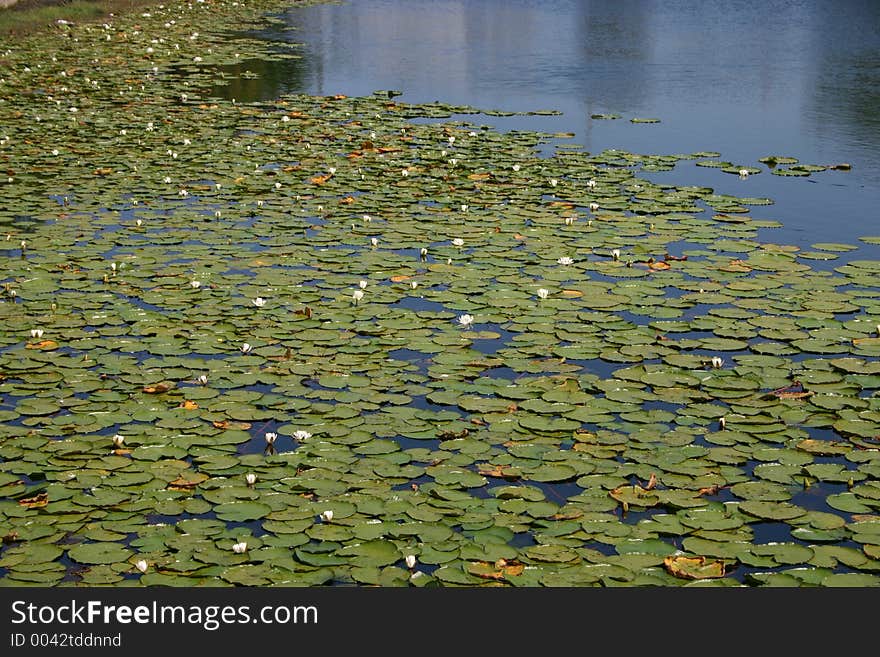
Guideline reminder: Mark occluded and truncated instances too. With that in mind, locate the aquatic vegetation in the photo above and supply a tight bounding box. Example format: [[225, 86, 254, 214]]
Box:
[[0, 0, 878, 588]]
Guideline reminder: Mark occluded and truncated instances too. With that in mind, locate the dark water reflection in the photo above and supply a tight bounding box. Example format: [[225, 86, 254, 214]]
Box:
[[212, 0, 880, 248]]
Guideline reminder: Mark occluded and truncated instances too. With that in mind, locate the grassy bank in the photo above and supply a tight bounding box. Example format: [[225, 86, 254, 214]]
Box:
[[0, 0, 158, 36]]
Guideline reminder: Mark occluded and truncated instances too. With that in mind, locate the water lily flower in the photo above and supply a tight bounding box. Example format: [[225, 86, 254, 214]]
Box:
[[241, 343, 253, 354], [163, 176, 171, 184], [190, 280, 201, 289], [232, 541, 247, 554], [452, 238, 464, 247], [611, 249, 620, 261], [739, 169, 749, 178], [135, 559, 148, 573], [257, 199, 264, 207], [245, 473, 257, 486], [461, 204, 469, 212], [411, 281, 419, 289], [197, 374, 208, 385], [401, 168, 409, 176], [512, 164, 521, 172], [362, 214, 372, 223], [320, 510, 333, 522], [30, 328, 44, 339], [264, 432, 277, 445], [448, 136, 455, 144], [719, 417, 727, 429], [358, 280, 368, 289], [448, 158, 457, 166], [370, 237, 379, 247], [557, 256, 574, 265], [537, 288, 549, 300], [352, 289, 364, 304], [110, 262, 117, 272], [405, 554, 417, 569], [252, 297, 266, 308], [135, 219, 143, 227], [274, 182, 282, 189], [446, 258, 452, 265], [458, 314, 474, 328], [550, 179, 558, 187], [293, 430, 312, 442], [564, 216, 574, 226], [112, 434, 124, 448], [589, 202, 600, 212], [587, 179, 597, 188], [420, 247, 428, 261], [711, 356, 724, 369]]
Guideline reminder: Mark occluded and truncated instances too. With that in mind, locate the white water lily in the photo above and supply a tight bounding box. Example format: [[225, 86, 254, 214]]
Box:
[[241, 342, 253, 354], [358, 280, 368, 289], [135, 219, 143, 227], [564, 216, 574, 226], [458, 314, 474, 328], [589, 202, 600, 212], [190, 280, 201, 289], [549, 179, 558, 187], [110, 262, 117, 272], [178, 188, 188, 197], [512, 164, 521, 172], [401, 168, 409, 176], [320, 510, 334, 522], [197, 374, 208, 385], [420, 247, 428, 260], [719, 417, 727, 429], [264, 432, 277, 445], [135, 559, 148, 573], [370, 237, 378, 247], [452, 238, 464, 247], [362, 214, 372, 223], [611, 249, 620, 261], [30, 328, 44, 339], [557, 256, 574, 265], [461, 204, 469, 212], [587, 179, 597, 188], [411, 281, 419, 289], [405, 554, 417, 569], [448, 136, 455, 144], [232, 541, 247, 554], [739, 169, 750, 178], [245, 473, 257, 486], [537, 288, 549, 300], [293, 430, 312, 442], [257, 199, 264, 207], [352, 289, 365, 304], [711, 356, 724, 369], [274, 181, 282, 189], [252, 297, 266, 308], [163, 176, 171, 184], [112, 434, 124, 448]]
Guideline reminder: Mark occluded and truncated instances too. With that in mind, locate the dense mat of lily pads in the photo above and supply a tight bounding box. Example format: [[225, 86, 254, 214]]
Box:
[[1, 0, 880, 587]]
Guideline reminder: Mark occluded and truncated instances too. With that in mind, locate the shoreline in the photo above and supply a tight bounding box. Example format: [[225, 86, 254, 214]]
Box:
[[0, 0, 160, 36]]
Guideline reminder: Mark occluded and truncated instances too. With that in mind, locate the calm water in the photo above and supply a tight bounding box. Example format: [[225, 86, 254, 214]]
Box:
[[212, 0, 880, 250]]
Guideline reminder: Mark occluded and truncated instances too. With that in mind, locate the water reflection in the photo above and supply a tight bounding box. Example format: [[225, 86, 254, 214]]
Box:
[[209, 0, 880, 244]]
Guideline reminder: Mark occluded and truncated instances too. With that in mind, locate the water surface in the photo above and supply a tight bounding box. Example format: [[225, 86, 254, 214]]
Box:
[[214, 0, 880, 249]]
